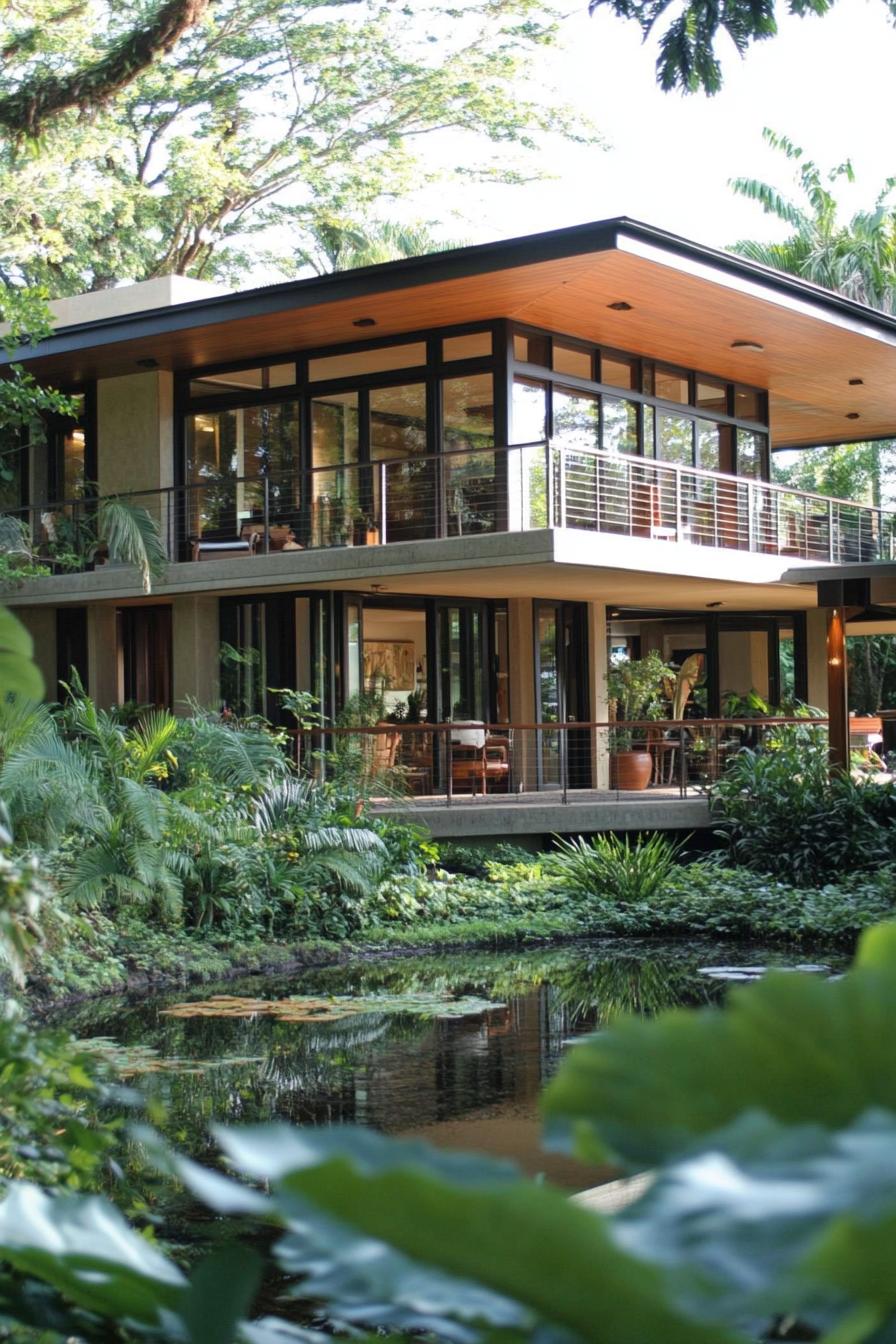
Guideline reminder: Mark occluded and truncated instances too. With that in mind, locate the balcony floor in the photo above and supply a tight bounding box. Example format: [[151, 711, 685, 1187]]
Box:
[[373, 785, 709, 839]]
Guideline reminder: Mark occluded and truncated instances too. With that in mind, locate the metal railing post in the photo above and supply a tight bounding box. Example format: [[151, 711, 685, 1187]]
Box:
[[263, 476, 270, 554], [674, 468, 682, 541], [545, 440, 555, 526], [558, 444, 567, 528], [379, 461, 388, 544]]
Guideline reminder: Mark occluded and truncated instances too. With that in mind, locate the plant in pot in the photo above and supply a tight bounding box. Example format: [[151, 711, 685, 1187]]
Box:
[[607, 650, 672, 790]]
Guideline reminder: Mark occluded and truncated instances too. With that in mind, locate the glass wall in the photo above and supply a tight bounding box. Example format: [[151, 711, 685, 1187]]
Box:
[[443, 372, 496, 535], [184, 400, 300, 541]]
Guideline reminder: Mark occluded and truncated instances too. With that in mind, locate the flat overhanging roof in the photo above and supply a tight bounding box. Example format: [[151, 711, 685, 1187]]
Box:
[[9, 217, 896, 450]]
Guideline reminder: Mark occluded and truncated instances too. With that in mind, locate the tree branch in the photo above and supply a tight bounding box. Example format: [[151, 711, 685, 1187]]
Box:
[[0, 0, 212, 137]]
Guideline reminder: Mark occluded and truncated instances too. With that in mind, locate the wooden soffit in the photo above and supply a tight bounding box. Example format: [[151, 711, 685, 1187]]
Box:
[[11, 219, 896, 450]]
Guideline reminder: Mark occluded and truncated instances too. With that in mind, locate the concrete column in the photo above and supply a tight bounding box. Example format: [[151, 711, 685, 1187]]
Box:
[[507, 597, 536, 789], [805, 608, 829, 712], [96, 371, 175, 550], [587, 600, 609, 788], [171, 595, 219, 713], [88, 605, 122, 708], [14, 607, 56, 700]]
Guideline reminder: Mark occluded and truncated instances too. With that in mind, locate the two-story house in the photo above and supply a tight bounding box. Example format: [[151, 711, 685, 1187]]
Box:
[[6, 218, 896, 834]]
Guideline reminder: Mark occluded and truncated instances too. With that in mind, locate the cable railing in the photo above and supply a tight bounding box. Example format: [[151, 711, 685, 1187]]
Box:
[[11, 440, 896, 575], [292, 716, 831, 806]]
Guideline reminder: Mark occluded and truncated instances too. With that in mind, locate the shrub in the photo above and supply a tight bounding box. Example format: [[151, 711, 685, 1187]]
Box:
[[552, 831, 683, 903], [711, 728, 896, 883]]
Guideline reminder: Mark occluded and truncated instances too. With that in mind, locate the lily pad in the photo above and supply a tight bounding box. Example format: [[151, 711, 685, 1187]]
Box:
[[159, 991, 505, 1023], [80, 1037, 265, 1077]]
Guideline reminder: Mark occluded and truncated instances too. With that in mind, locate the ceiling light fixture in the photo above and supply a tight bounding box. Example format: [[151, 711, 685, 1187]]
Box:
[[353, 317, 376, 328], [730, 340, 764, 352], [136, 357, 159, 369], [846, 412, 861, 420], [370, 582, 386, 592], [848, 377, 864, 386], [607, 301, 632, 311], [706, 601, 723, 608]]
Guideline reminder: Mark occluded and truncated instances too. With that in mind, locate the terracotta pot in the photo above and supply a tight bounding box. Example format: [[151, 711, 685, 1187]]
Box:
[[611, 750, 653, 791]]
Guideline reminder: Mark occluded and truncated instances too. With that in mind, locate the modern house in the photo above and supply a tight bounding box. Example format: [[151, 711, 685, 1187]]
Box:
[[5, 218, 896, 835]]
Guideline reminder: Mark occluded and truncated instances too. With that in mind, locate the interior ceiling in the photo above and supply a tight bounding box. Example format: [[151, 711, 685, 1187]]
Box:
[[193, 561, 818, 612], [20, 244, 896, 451]]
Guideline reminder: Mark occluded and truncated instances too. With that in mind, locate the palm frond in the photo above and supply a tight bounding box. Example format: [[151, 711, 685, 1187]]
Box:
[[300, 849, 375, 897], [304, 826, 386, 856], [129, 709, 179, 779], [96, 497, 168, 594]]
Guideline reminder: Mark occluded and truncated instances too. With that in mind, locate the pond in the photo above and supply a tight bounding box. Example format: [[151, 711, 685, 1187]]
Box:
[[62, 938, 847, 1196]]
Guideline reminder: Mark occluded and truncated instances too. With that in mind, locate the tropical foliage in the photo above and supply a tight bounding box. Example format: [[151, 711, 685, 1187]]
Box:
[[710, 724, 896, 883], [588, 0, 896, 94], [553, 831, 683, 903]]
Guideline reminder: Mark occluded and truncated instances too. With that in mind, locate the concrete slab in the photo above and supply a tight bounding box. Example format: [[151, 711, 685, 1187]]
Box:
[[374, 790, 710, 838]]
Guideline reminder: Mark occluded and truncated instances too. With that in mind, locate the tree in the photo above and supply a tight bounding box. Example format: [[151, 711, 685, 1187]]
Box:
[[588, 0, 896, 94], [295, 217, 468, 276], [729, 130, 896, 313], [0, 0, 589, 293], [0, 0, 210, 137]]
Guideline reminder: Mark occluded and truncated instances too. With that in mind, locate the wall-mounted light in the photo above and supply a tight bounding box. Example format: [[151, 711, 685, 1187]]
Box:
[[730, 340, 764, 352]]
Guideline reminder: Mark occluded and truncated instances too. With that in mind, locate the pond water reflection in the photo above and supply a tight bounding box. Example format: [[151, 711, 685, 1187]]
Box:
[[63, 939, 845, 1193]]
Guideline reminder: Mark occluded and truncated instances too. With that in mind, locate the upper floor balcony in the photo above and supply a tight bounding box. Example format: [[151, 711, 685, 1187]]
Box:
[[11, 438, 896, 587]]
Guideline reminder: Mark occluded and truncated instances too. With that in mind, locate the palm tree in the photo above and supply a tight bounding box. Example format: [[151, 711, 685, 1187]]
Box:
[[729, 129, 896, 313], [296, 219, 467, 276]]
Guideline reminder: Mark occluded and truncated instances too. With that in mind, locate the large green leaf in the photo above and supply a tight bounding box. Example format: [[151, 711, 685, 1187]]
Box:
[[0, 1183, 185, 1323], [543, 922, 896, 1168], [211, 1124, 743, 1344], [614, 1109, 896, 1341], [0, 607, 43, 701]]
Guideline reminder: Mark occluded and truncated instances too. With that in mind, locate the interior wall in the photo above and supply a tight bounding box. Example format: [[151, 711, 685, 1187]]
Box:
[[361, 608, 426, 716]]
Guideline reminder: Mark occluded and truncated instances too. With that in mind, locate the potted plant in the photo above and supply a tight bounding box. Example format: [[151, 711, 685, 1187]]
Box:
[[607, 650, 672, 790]]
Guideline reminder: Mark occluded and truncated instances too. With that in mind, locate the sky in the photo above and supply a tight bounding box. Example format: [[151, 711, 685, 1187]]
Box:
[[411, 0, 896, 253]]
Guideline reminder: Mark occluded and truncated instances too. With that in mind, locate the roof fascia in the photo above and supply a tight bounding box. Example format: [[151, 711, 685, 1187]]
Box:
[[8, 216, 896, 368]]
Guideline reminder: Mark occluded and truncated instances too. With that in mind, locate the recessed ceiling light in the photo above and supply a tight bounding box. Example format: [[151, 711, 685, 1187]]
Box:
[[846, 412, 861, 420], [136, 357, 159, 369], [370, 582, 386, 592], [706, 601, 723, 608], [607, 301, 632, 311], [848, 378, 864, 386], [730, 340, 764, 352], [353, 316, 376, 328]]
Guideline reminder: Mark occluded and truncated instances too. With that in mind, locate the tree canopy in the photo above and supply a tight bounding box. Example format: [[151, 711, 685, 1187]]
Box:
[[0, 0, 589, 293], [588, 0, 896, 94]]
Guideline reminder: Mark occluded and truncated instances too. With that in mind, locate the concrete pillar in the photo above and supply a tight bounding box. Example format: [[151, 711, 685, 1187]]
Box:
[[88, 606, 122, 708], [587, 601, 609, 788], [171, 595, 219, 712], [96, 371, 175, 550], [14, 607, 56, 700], [805, 608, 829, 712]]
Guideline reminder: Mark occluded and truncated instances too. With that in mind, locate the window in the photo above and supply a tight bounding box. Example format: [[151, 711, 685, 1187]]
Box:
[[696, 377, 728, 414], [370, 383, 429, 542], [513, 332, 551, 367], [602, 397, 639, 455], [311, 392, 360, 542], [655, 366, 690, 405], [553, 387, 599, 451], [443, 332, 492, 361], [512, 378, 547, 442], [696, 420, 721, 472], [443, 373, 496, 536], [309, 343, 425, 382], [189, 364, 295, 397], [657, 412, 694, 466], [600, 352, 637, 390], [553, 342, 593, 379], [737, 429, 767, 478], [184, 400, 300, 539], [734, 385, 764, 422]]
